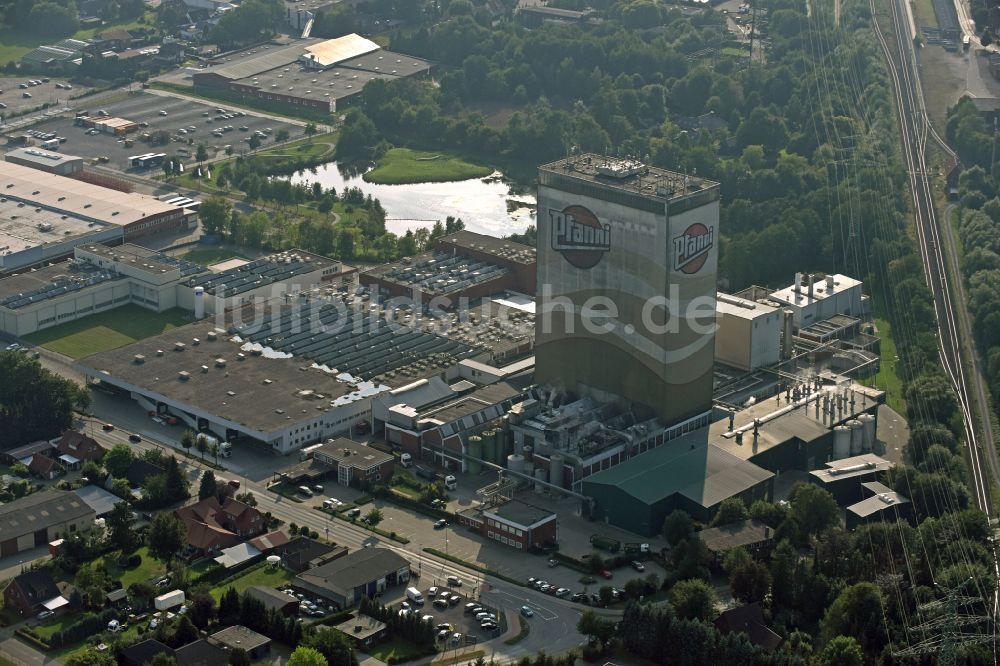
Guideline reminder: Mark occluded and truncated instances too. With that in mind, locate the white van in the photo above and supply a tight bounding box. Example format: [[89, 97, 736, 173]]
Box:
[[400, 453, 413, 467], [444, 475, 457, 491], [406, 587, 424, 605]]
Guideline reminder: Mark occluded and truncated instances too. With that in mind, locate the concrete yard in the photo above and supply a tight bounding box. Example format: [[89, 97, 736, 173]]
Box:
[[0, 76, 91, 117], [10, 92, 302, 172]]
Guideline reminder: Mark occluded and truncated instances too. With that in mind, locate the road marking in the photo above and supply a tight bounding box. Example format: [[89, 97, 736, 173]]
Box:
[[489, 589, 558, 621]]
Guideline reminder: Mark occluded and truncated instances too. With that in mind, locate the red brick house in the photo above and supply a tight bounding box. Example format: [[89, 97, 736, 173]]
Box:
[[457, 500, 557, 551], [175, 497, 266, 554], [4, 568, 66, 616], [28, 454, 63, 480], [53, 432, 107, 464]]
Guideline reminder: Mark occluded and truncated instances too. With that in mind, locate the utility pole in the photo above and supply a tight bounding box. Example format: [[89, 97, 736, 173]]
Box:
[[892, 578, 995, 666]]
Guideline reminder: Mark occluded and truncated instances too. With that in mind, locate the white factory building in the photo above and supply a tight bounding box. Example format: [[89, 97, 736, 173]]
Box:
[[714, 292, 785, 371], [767, 273, 864, 330], [0, 244, 207, 337]]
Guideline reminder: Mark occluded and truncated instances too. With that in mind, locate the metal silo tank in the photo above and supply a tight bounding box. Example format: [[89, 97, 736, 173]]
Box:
[[534, 467, 546, 492], [466, 435, 483, 474], [507, 454, 525, 476], [832, 425, 851, 460], [549, 452, 565, 488], [846, 419, 863, 456], [483, 429, 497, 464], [858, 413, 876, 453]]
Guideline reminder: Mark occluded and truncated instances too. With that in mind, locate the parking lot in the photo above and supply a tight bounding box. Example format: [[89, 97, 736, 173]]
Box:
[[12, 92, 301, 172], [394, 580, 505, 649], [0, 76, 90, 117]]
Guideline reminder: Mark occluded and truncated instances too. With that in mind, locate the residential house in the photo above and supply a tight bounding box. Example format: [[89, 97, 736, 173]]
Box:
[[155, 41, 187, 65], [698, 520, 775, 567], [209, 625, 271, 659], [332, 614, 387, 649], [95, 29, 133, 50], [714, 603, 782, 651], [28, 454, 63, 480], [175, 496, 266, 555], [53, 431, 107, 463], [248, 530, 289, 554], [3, 568, 67, 616], [121, 638, 228, 666]]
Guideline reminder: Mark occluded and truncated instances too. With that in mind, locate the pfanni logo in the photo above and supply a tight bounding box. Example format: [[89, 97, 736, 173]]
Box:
[[673, 223, 714, 274], [550, 205, 611, 269]]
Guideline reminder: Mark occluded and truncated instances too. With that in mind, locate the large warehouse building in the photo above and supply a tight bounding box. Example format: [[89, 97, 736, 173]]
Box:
[[0, 161, 195, 272], [535, 154, 720, 426], [192, 34, 432, 113]]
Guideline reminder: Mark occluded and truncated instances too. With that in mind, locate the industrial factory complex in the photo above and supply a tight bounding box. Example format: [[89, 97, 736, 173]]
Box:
[[191, 34, 433, 113], [2, 154, 897, 542]]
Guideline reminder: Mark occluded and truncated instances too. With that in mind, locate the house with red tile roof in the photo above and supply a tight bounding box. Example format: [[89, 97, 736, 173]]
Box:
[[174, 496, 266, 555]]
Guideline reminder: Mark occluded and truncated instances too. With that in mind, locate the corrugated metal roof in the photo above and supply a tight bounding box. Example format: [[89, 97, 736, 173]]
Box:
[[583, 435, 773, 508], [303, 34, 379, 67], [198, 40, 321, 81]]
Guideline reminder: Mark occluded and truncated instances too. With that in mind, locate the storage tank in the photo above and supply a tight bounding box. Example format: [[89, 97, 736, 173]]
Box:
[[507, 454, 525, 476], [523, 461, 535, 479], [832, 425, 851, 460], [549, 452, 564, 488], [486, 429, 500, 464], [194, 286, 205, 319], [859, 413, 876, 453], [480, 430, 494, 464], [466, 436, 483, 475], [847, 419, 863, 456], [534, 467, 546, 492], [497, 429, 511, 459]]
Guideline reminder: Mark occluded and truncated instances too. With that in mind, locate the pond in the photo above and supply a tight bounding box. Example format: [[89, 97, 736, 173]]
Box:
[[288, 163, 536, 238]]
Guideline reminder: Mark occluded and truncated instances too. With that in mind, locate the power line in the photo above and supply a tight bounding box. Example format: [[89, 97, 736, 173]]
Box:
[[892, 578, 995, 666]]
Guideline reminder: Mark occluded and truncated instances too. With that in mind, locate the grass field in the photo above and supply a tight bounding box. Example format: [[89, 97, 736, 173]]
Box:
[[866, 317, 905, 414], [24, 305, 191, 359], [180, 247, 248, 266], [363, 148, 493, 185], [86, 547, 166, 589], [209, 562, 295, 601], [913, 0, 938, 28]]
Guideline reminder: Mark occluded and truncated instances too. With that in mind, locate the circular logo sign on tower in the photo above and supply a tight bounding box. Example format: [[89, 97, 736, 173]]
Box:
[[672, 223, 715, 274], [549, 205, 611, 270]]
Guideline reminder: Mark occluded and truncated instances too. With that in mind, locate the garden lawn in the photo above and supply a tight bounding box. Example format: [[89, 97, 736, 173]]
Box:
[[87, 547, 166, 589], [209, 563, 295, 601], [24, 305, 190, 359], [363, 148, 493, 184]]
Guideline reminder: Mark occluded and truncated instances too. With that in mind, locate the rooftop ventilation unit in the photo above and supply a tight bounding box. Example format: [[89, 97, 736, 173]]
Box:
[[133, 354, 145, 364], [178, 371, 190, 381], [215, 358, 226, 367]]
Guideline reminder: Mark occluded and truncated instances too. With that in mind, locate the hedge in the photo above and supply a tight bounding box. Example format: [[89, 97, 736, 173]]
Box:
[[15, 628, 50, 651]]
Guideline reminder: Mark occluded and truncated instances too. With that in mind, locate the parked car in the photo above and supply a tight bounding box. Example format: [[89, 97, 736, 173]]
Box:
[[520, 605, 533, 618], [631, 561, 645, 572], [434, 519, 448, 529], [548, 559, 559, 567], [312, 484, 324, 493], [298, 486, 314, 497], [555, 588, 570, 598], [433, 598, 448, 610], [599, 569, 613, 579], [36, 610, 53, 620], [428, 586, 440, 597]]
